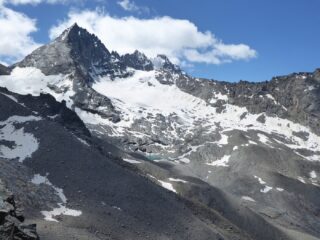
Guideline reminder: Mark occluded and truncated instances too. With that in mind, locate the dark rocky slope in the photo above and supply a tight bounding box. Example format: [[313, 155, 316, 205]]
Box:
[[0, 87, 269, 240], [0, 181, 39, 240], [0, 64, 9, 75]]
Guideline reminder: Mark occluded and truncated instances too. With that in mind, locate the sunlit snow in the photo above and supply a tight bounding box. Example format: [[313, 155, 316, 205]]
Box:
[[0, 67, 74, 107], [0, 115, 41, 162], [123, 158, 141, 164], [241, 196, 256, 202], [31, 174, 82, 222], [89, 69, 320, 162], [206, 155, 231, 167], [158, 180, 177, 193]]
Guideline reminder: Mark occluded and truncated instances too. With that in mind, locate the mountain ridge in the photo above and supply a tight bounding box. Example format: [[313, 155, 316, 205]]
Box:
[[0, 24, 319, 240]]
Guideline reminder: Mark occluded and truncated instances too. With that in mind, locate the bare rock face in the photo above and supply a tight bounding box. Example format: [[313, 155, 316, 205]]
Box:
[[0, 181, 39, 240], [0, 64, 9, 75]]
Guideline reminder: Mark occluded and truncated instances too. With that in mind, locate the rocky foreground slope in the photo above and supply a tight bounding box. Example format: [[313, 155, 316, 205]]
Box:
[[0, 87, 253, 240], [0, 180, 39, 240], [0, 24, 319, 240]]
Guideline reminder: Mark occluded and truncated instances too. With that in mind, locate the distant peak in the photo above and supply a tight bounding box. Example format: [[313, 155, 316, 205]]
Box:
[[313, 68, 320, 81], [70, 22, 79, 29], [0, 63, 10, 75], [132, 50, 149, 61], [122, 50, 153, 71], [68, 23, 86, 35], [156, 54, 169, 61], [57, 23, 89, 42], [152, 54, 180, 72]]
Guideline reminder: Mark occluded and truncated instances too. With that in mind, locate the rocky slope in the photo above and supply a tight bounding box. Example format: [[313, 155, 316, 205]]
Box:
[[0, 24, 319, 240], [0, 180, 39, 240], [0, 87, 259, 240], [0, 64, 9, 75]]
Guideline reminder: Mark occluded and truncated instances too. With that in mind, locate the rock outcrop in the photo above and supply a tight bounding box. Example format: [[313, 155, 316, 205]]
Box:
[[0, 180, 39, 240]]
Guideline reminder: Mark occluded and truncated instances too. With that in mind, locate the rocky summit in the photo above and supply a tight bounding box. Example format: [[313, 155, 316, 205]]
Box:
[[0, 24, 319, 240]]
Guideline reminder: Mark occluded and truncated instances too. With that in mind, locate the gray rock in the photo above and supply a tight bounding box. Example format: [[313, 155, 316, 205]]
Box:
[[0, 183, 39, 240]]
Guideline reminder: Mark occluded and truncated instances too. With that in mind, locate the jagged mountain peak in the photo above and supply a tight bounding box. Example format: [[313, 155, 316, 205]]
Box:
[[152, 54, 180, 72], [313, 68, 320, 81], [56, 22, 80, 41], [16, 24, 115, 78], [16, 24, 183, 79], [58, 23, 108, 53], [121, 50, 153, 71], [56, 23, 98, 44], [0, 63, 10, 75]]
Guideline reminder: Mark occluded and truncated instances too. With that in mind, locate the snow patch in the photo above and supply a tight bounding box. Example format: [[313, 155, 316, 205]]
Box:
[[31, 174, 82, 222], [0, 67, 74, 108], [309, 171, 318, 186], [254, 175, 273, 193], [42, 205, 82, 222], [158, 180, 177, 193], [257, 133, 274, 148], [217, 133, 229, 145], [241, 196, 256, 202], [309, 171, 317, 179], [254, 176, 266, 185], [1, 93, 19, 103], [206, 155, 230, 167], [0, 115, 41, 162], [74, 135, 89, 146], [307, 86, 315, 91], [31, 174, 49, 185], [112, 206, 122, 211], [260, 186, 273, 193], [168, 178, 188, 183], [210, 91, 228, 104], [297, 176, 306, 183], [123, 158, 141, 164], [177, 157, 191, 164]]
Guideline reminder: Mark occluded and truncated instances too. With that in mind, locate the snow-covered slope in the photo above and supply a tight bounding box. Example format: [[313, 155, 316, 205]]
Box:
[[0, 67, 74, 107], [90, 69, 320, 161], [0, 87, 262, 240]]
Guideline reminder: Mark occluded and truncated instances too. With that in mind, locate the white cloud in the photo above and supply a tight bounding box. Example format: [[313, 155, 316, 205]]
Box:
[[118, 0, 138, 12], [117, 0, 149, 14], [0, 5, 41, 63], [184, 44, 257, 65], [49, 10, 257, 66]]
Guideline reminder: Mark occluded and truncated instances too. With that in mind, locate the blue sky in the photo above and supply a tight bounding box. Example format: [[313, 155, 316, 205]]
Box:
[[0, 0, 319, 82]]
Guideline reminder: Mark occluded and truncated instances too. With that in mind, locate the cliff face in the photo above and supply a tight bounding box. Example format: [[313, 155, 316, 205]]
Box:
[[0, 64, 9, 75], [0, 178, 39, 240]]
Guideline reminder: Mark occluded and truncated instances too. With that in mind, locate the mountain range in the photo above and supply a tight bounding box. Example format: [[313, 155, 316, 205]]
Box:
[[0, 23, 319, 240]]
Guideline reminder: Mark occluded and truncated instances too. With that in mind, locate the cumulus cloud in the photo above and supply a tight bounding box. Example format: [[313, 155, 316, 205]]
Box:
[[0, 5, 41, 63], [49, 9, 257, 65], [184, 44, 257, 64], [118, 0, 138, 12], [117, 0, 149, 14]]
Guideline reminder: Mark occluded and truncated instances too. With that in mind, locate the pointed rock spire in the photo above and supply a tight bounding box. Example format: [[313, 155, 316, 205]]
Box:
[[121, 50, 153, 71], [152, 54, 180, 72], [0, 63, 10, 75]]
